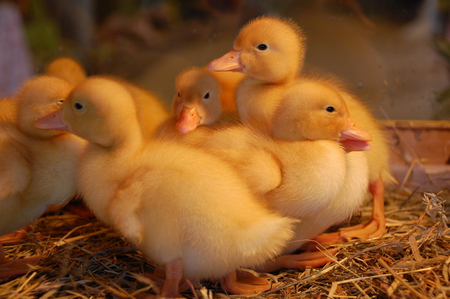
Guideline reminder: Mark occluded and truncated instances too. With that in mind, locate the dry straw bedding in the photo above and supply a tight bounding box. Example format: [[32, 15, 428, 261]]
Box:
[[0, 187, 449, 299]]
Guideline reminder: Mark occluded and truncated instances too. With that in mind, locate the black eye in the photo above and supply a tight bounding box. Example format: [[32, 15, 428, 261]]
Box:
[[177, 92, 180, 97], [257, 44, 268, 51], [74, 102, 84, 110], [203, 92, 210, 101], [326, 106, 335, 113]]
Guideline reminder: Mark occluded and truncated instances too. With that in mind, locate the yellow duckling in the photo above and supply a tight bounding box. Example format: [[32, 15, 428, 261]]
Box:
[[0, 76, 85, 279], [40, 77, 297, 297]]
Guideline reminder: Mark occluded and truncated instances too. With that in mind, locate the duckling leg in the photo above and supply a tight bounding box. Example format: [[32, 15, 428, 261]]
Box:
[[220, 269, 276, 294], [0, 244, 42, 279], [339, 177, 386, 239], [0, 228, 29, 243], [253, 248, 338, 273], [143, 265, 191, 294], [160, 258, 184, 298]]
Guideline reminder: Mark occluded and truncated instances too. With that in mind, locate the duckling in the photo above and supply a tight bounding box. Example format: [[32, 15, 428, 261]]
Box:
[[46, 57, 87, 86], [0, 76, 85, 279], [172, 68, 243, 134], [255, 80, 370, 271], [40, 77, 296, 297], [209, 16, 390, 240]]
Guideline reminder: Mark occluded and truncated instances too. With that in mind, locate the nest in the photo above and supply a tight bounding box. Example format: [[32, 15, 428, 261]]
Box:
[[1, 187, 449, 299]]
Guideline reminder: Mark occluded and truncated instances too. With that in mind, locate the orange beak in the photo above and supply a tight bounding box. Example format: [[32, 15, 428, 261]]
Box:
[[339, 117, 372, 152], [175, 106, 201, 134], [34, 108, 69, 131], [208, 49, 244, 72]]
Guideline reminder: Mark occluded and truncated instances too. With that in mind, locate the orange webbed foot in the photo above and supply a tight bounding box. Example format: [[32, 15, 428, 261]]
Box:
[[0, 244, 43, 280], [220, 269, 276, 294], [0, 228, 29, 244]]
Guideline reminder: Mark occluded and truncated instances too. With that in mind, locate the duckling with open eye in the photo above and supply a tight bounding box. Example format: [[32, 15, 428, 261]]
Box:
[[38, 76, 297, 296]]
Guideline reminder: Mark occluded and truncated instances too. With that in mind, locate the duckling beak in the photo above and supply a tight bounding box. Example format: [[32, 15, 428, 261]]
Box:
[[176, 106, 201, 134], [208, 49, 243, 72], [339, 117, 372, 152], [34, 108, 69, 131]]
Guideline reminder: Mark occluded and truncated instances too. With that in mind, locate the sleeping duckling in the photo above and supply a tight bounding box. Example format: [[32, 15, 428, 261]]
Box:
[[40, 77, 297, 297], [0, 76, 84, 279]]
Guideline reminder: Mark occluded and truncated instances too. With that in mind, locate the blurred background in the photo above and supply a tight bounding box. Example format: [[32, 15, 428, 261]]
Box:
[[2, 0, 450, 120]]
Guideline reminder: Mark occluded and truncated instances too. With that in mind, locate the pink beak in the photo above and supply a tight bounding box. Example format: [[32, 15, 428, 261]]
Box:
[[176, 106, 201, 134], [339, 117, 372, 152], [34, 108, 68, 131], [208, 49, 244, 72]]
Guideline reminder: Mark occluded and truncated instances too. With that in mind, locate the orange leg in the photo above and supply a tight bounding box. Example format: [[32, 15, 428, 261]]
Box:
[[0, 244, 42, 279], [160, 258, 185, 298], [338, 176, 386, 240], [142, 265, 191, 294], [220, 269, 276, 294], [0, 228, 29, 244]]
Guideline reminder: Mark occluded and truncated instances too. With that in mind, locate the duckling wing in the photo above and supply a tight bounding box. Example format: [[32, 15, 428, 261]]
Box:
[[106, 167, 147, 245]]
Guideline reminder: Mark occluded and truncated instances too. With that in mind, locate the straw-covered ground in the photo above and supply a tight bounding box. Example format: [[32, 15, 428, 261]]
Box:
[[0, 185, 449, 298]]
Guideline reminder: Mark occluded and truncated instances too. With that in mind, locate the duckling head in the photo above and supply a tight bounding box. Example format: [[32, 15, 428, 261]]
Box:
[[17, 76, 72, 139], [271, 80, 371, 151], [173, 68, 221, 134], [209, 16, 306, 84]]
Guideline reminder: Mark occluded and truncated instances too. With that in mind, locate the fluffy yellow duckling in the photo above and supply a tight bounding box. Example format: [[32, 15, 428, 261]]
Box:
[[256, 80, 371, 271], [40, 77, 296, 297], [0, 76, 85, 279], [209, 16, 390, 241], [46, 57, 87, 86]]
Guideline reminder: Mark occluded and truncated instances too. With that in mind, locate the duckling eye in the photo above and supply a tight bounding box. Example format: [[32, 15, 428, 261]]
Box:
[[203, 92, 210, 101], [257, 44, 268, 51], [325, 106, 336, 113], [74, 102, 84, 110]]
